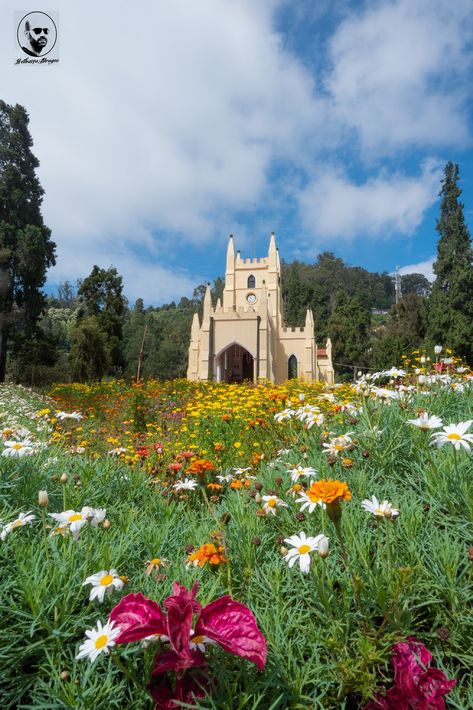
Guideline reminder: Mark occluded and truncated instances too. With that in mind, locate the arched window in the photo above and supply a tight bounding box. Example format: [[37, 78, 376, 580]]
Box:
[[288, 354, 297, 380], [247, 274, 256, 288]]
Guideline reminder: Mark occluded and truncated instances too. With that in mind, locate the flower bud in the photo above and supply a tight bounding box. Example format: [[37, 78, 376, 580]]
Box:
[[102, 519, 111, 529], [254, 492, 262, 504], [60, 670, 69, 681], [280, 546, 288, 557], [434, 345, 442, 355], [38, 490, 49, 507], [60, 473, 68, 484], [298, 393, 305, 402], [318, 536, 329, 558]]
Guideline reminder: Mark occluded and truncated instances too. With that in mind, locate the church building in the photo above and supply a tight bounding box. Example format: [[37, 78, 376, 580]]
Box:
[[187, 234, 334, 384]]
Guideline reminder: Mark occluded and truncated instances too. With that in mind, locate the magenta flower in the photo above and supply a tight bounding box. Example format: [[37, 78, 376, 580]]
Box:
[[366, 637, 456, 709], [109, 581, 266, 707]]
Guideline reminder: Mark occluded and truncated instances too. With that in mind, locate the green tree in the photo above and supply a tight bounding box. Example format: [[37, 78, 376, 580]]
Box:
[[328, 290, 371, 378], [78, 265, 126, 372], [427, 162, 473, 361], [0, 101, 56, 381], [401, 273, 431, 298], [372, 293, 427, 369], [69, 316, 110, 382]]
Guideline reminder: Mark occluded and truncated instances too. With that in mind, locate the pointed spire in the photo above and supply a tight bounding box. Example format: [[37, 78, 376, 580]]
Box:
[[305, 308, 312, 329], [226, 234, 235, 271], [269, 231, 276, 255], [190, 311, 200, 339]]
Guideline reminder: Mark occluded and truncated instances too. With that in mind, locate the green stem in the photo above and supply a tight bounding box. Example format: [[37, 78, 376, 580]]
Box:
[[385, 519, 392, 578], [333, 519, 368, 630]]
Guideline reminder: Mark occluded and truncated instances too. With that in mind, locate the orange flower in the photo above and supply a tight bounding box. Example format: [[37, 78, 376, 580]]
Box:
[[187, 458, 215, 475], [207, 483, 223, 491], [168, 462, 182, 472], [307, 479, 352, 505], [187, 543, 227, 567], [213, 442, 225, 452], [306, 479, 351, 523], [230, 480, 243, 490]]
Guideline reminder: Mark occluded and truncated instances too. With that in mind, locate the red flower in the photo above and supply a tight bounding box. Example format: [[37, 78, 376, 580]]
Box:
[[366, 637, 456, 709], [109, 581, 266, 707]]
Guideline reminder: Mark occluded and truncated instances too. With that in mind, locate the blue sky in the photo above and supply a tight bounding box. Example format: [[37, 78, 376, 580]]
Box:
[[2, 0, 473, 305]]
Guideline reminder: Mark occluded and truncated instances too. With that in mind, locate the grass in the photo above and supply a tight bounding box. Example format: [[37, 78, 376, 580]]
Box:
[[0, 370, 472, 709]]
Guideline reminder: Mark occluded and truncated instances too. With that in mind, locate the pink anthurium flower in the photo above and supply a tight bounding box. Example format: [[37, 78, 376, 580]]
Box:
[[109, 581, 266, 707], [366, 637, 456, 709]]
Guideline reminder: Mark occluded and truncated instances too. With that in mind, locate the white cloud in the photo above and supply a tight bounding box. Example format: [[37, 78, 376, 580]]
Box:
[[2, 0, 320, 301], [325, 0, 473, 155], [398, 257, 435, 281], [298, 159, 442, 240]]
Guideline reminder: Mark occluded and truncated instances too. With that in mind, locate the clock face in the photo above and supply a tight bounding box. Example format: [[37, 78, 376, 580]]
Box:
[[246, 292, 257, 304]]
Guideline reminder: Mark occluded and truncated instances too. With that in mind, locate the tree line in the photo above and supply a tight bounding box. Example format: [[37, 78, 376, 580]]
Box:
[[1, 100, 472, 384]]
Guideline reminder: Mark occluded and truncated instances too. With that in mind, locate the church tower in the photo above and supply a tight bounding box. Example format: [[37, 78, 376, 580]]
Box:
[[187, 234, 334, 384]]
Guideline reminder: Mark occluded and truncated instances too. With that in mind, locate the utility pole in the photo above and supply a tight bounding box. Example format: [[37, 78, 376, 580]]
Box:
[[394, 266, 402, 305]]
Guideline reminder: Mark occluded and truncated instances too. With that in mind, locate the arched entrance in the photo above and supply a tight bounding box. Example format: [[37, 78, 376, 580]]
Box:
[[216, 343, 254, 383]]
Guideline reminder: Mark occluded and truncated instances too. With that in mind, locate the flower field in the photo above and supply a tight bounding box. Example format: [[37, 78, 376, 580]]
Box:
[[1, 360, 473, 709]]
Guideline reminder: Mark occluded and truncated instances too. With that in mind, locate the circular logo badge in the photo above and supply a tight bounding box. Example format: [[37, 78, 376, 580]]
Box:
[[17, 12, 57, 57]]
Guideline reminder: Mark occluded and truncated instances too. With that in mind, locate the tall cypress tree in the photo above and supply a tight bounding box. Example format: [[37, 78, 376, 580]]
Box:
[[0, 101, 56, 381], [427, 162, 473, 362]]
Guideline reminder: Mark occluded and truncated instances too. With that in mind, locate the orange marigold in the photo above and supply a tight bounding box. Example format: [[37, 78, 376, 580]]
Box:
[[187, 543, 227, 567], [306, 479, 352, 505], [187, 458, 216, 475]]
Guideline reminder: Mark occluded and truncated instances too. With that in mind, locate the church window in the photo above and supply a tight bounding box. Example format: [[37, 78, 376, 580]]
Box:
[[288, 355, 297, 380], [247, 274, 256, 288]]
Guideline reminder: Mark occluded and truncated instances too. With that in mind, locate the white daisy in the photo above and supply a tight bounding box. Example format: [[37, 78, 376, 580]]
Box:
[[48, 506, 104, 540], [383, 367, 406, 378], [430, 421, 473, 451], [287, 465, 317, 483], [216, 473, 234, 483], [407, 413, 443, 431], [283, 532, 326, 573], [189, 630, 216, 653], [2, 440, 36, 457], [1, 511, 36, 540], [76, 619, 121, 662], [173, 478, 198, 491], [361, 495, 399, 519], [232, 467, 251, 476], [274, 408, 295, 422], [56, 411, 84, 421], [82, 569, 124, 602], [295, 491, 326, 514], [261, 495, 288, 516], [322, 434, 353, 456]]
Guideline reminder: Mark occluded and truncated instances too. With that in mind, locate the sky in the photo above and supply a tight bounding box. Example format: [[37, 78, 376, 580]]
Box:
[[2, 0, 473, 306]]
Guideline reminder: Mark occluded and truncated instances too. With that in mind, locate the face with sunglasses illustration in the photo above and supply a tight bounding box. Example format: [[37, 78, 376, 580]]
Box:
[[21, 13, 53, 56]]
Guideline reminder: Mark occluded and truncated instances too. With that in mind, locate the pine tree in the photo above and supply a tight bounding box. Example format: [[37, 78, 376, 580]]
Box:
[[427, 162, 473, 362], [0, 101, 56, 381], [77, 265, 126, 372]]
